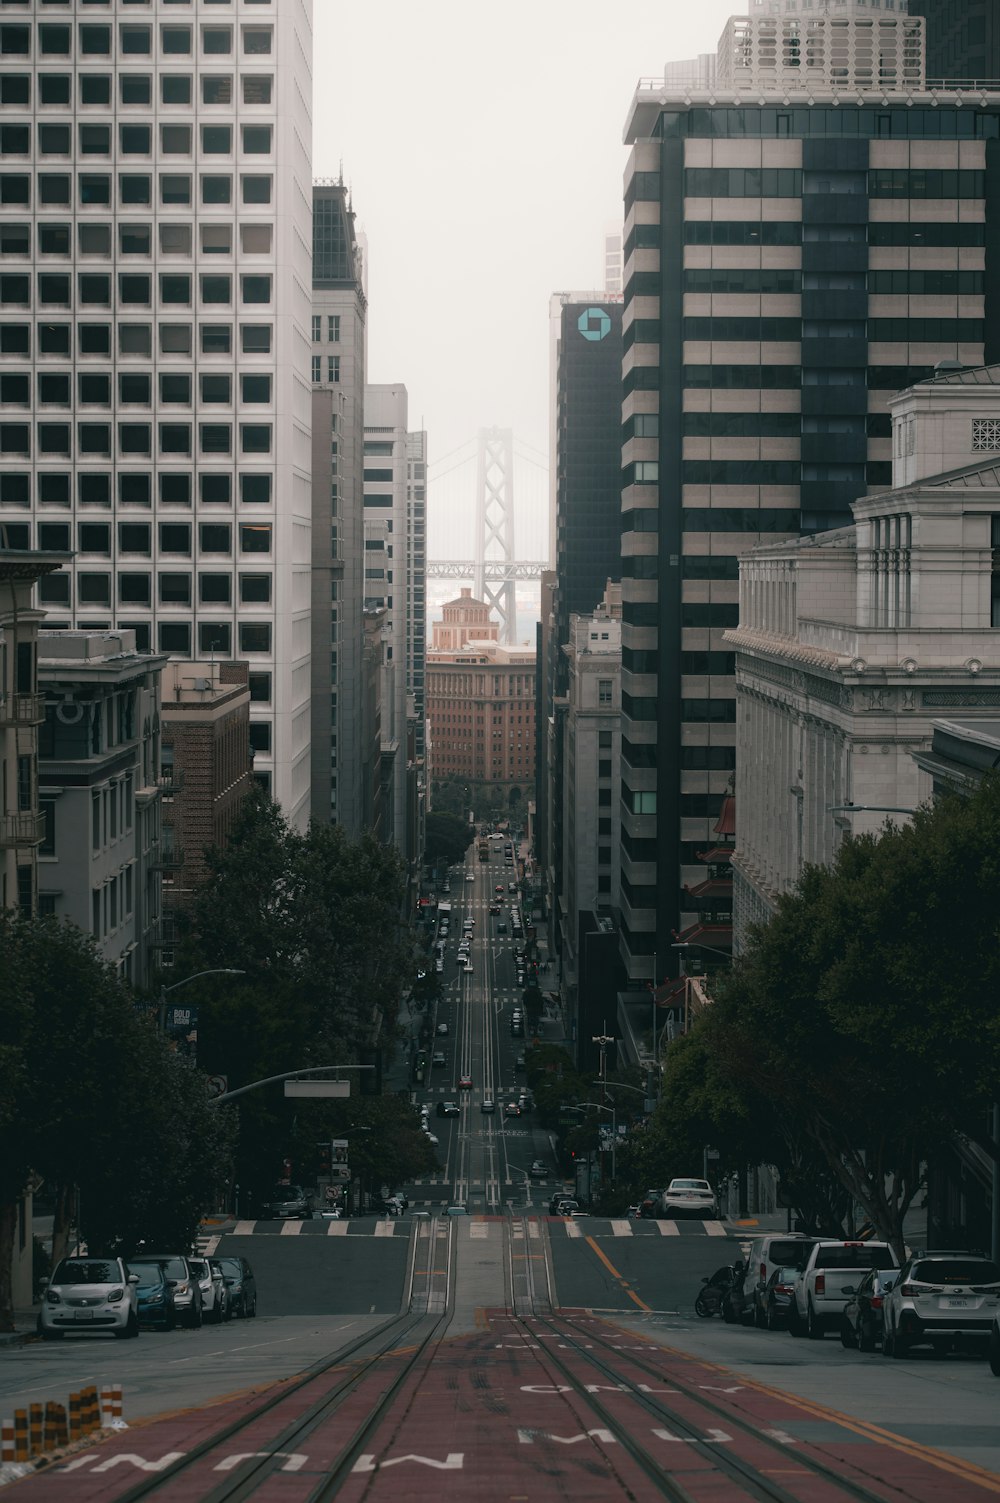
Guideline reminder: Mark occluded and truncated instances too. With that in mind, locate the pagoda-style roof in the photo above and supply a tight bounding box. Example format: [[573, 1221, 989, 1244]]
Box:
[[697, 845, 735, 866], [684, 876, 733, 904], [674, 921, 733, 951], [713, 793, 735, 838]]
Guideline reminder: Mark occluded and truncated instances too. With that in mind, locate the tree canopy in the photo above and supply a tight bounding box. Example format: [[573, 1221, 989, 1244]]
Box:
[[424, 811, 471, 867], [651, 774, 1000, 1256]]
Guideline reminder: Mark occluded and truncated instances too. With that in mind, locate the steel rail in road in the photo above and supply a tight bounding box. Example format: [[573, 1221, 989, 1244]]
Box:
[[509, 1299, 969, 1503]]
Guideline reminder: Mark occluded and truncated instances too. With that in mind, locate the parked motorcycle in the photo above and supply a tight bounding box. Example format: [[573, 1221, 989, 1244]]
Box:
[[695, 1261, 745, 1318]]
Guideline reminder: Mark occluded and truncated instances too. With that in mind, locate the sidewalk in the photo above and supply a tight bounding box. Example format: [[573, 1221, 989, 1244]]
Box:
[[0, 1307, 38, 1346]]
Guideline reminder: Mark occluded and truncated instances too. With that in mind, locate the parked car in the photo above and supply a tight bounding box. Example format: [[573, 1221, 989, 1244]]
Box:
[[40, 1256, 140, 1340], [881, 1253, 1000, 1357], [758, 1265, 804, 1331], [189, 1256, 229, 1324], [638, 1188, 665, 1220], [446, 1204, 469, 1216], [549, 1193, 578, 1215], [840, 1268, 899, 1351], [127, 1253, 202, 1328], [554, 1199, 581, 1216], [731, 1233, 816, 1327], [432, 1050, 446, 1067], [216, 1255, 257, 1319], [790, 1240, 899, 1339], [436, 1021, 449, 1035], [131, 1261, 176, 1331], [661, 1177, 718, 1220], [259, 1184, 314, 1220]]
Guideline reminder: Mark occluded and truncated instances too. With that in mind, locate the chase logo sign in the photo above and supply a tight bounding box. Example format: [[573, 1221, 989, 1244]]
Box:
[[578, 307, 611, 342]]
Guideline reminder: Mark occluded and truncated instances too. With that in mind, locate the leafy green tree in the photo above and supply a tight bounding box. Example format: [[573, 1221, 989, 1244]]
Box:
[[424, 811, 471, 867]]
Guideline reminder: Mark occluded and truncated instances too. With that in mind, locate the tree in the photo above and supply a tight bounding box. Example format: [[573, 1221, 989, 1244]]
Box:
[[424, 811, 471, 868]]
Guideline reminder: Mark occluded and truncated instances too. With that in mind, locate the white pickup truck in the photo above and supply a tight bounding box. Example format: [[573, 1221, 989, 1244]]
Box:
[[791, 1239, 899, 1339]]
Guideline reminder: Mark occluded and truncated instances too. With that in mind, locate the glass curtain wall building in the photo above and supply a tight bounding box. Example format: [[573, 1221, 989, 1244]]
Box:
[[619, 61, 1000, 980]]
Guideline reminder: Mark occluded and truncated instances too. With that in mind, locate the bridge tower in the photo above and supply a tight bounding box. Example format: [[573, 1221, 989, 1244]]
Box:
[[473, 427, 517, 644]]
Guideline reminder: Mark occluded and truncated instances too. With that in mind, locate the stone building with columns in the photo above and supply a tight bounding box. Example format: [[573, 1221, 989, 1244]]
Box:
[[728, 365, 1000, 949]]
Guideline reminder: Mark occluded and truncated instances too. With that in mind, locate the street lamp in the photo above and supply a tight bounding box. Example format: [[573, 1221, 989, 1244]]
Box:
[[158, 967, 245, 1032]]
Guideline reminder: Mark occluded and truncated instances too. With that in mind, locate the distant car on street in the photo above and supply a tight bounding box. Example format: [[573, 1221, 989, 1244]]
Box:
[[216, 1255, 257, 1319], [258, 1184, 314, 1220], [459, 1074, 473, 1089], [662, 1178, 718, 1220], [529, 1160, 547, 1178]]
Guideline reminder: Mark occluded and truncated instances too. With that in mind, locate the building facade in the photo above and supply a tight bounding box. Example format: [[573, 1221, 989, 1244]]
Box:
[[37, 628, 166, 987], [310, 181, 367, 831], [558, 588, 622, 1000], [0, 548, 67, 916], [728, 364, 1000, 948], [617, 5, 1000, 982], [426, 608, 536, 790], [405, 428, 427, 762], [159, 657, 252, 942], [0, 0, 314, 828], [908, 0, 1000, 84]]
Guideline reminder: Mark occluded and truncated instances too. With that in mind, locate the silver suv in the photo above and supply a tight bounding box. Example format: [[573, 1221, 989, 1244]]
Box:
[[40, 1256, 140, 1340], [882, 1253, 1000, 1357]]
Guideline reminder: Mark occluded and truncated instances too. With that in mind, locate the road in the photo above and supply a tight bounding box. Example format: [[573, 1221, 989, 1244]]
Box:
[[4, 855, 1000, 1494]]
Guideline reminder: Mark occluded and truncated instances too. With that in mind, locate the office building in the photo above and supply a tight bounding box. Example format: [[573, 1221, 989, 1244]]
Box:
[[405, 429, 427, 762], [310, 181, 367, 832], [729, 364, 1000, 948], [617, 3, 999, 983], [37, 628, 166, 987], [0, 0, 314, 828], [908, 0, 1000, 84], [0, 546, 68, 916]]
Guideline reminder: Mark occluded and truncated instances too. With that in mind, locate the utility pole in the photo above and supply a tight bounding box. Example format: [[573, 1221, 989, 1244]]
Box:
[[591, 1024, 616, 1190]]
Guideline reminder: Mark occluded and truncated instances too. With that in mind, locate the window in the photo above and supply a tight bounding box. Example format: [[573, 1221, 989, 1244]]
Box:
[[118, 473, 150, 506], [39, 522, 70, 551], [118, 323, 151, 356], [0, 324, 30, 355], [201, 324, 231, 354], [202, 73, 231, 103], [200, 373, 230, 402], [38, 174, 69, 204], [38, 473, 69, 506], [79, 272, 110, 304], [160, 122, 191, 154], [78, 521, 110, 554], [159, 473, 190, 506], [119, 224, 150, 256], [118, 422, 150, 455], [161, 75, 191, 106], [159, 522, 190, 552], [241, 374, 270, 403], [327, 355, 340, 383], [160, 173, 190, 205], [199, 573, 230, 603], [159, 322, 191, 354], [240, 472, 270, 505], [159, 622, 191, 654], [120, 73, 150, 104], [248, 671, 271, 703], [199, 473, 230, 505], [120, 24, 151, 53], [311, 354, 322, 383], [201, 123, 231, 153], [201, 273, 230, 303], [41, 324, 72, 356], [79, 421, 111, 454], [239, 622, 271, 652], [0, 272, 29, 301], [78, 472, 110, 506], [38, 223, 69, 255], [159, 572, 191, 604], [241, 174, 271, 204], [241, 73, 271, 104], [0, 372, 28, 405], [240, 424, 270, 454], [119, 521, 150, 552], [241, 124, 271, 153], [159, 371, 190, 403], [598, 679, 613, 704], [200, 423, 231, 454], [240, 323, 270, 354], [240, 522, 271, 552], [241, 25, 271, 52], [199, 623, 231, 654], [240, 223, 271, 254], [118, 272, 149, 305], [161, 24, 190, 52], [119, 372, 150, 404], [159, 423, 190, 454], [39, 24, 70, 55], [201, 174, 232, 204], [159, 222, 191, 254], [199, 522, 230, 552], [80, 123, 110, 155], [202, 25, 231, 53], [0, 124, 28, 155], [79, 25, 110, 55], [119, 173, 150, 204], [38, 271, 70, 304], [78, 572, 110, 605], [160, 272, 190, 303], [239, 573, 269, 602], [311, 314, 321, 342]]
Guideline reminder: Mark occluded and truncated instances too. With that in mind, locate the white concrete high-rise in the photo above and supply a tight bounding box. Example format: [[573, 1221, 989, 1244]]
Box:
[[0, 0, 314, 828]]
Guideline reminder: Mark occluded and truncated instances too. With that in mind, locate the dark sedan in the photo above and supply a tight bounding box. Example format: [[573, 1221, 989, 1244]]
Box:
[[216, 1255, 257, 1318], [759, 1265, 802, 1331], [841, 1267, 898, 1351]]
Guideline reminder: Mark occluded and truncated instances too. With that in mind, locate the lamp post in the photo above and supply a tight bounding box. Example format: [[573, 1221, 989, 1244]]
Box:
[[158, 967, 245, 1033]]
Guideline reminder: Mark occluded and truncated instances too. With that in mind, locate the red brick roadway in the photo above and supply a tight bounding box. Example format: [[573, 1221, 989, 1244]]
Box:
[[17, 1310, 1000, 1502]]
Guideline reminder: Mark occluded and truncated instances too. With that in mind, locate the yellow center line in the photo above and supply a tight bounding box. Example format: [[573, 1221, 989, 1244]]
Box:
[[585, 1236, 652, 1313]]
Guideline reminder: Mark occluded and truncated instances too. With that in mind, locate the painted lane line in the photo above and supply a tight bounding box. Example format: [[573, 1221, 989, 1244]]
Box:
[[584, 1236, 652, 1313]]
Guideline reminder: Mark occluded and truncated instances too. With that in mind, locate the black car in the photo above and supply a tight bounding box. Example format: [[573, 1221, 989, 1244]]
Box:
[[758, 1265, 803, 1331], [258, 1184, 313, 1220], [437, 1100, 460, 1118], [216, 1255, 257, 1318], [841, 1267, 898, 1351]]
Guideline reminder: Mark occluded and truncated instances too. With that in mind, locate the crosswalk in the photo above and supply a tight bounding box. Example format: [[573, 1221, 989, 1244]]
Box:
[[197, 1215, 732, 1240]]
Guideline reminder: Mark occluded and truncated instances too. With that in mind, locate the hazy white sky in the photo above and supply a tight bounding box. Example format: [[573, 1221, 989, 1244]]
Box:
[[313, 0, 740, 564]]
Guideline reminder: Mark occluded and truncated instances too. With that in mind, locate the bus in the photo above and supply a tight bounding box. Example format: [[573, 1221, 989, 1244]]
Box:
[[478, 838, 489, 862]]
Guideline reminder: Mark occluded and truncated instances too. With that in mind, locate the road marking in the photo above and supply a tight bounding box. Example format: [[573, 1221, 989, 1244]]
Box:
[[374, 1221, 396, 1237], [564, 1220, 581, 1238], [704, 1220, 727, 1236], [280, 1220, 303, 1236], [518, 1428, 615, 1445], [656, 1220, 679, 1236], [528, 1221, 539, 1239], [327, 1221, 348, 1236], [610, 1220, 632, 1237], [354, 1453, 464, 1472], [233, 1220, 256, 1235], [584, 1237, 652, 1313]]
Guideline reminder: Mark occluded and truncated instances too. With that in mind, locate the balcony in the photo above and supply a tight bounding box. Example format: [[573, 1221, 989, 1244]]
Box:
[[157, 767, 185, 795], [0, 692, 45, 728], [0, 810, 46, 848], [149, 843, 185, 871]]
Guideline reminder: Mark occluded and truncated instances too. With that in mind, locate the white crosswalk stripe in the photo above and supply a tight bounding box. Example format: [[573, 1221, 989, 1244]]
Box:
[[610, 1220, 632, 1237], [374, 1221, 396, 1237], [233, 1220, 256, 1236], [704, 1220, 727, 1236], [327, 1220, 349, 1236], [656, 1220, 679, 1236], [280, 1220, 303, 1235], [564, 1219, 582, 1238]]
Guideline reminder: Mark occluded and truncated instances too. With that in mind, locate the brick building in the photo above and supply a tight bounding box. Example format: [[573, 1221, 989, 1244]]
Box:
[[426, 592, 535, 790]]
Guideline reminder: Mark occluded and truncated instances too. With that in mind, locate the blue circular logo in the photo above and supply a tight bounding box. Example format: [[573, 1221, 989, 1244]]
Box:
[[578, 307, 611, 342]]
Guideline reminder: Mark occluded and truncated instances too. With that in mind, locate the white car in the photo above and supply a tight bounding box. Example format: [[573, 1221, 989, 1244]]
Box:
[[188, 1256, 229, 1324], [40, 1255, 140, 1340], [883, 1252, 1000, 1356], [791, 1239, 898, 1339], [661, 1177, 718, 1220], [422, 1128, 440, 1146]]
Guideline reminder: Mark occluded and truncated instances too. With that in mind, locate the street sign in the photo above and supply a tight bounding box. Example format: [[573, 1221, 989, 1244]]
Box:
[[206, 1074, 228, 1099], [284, 1080, 350, 1098]]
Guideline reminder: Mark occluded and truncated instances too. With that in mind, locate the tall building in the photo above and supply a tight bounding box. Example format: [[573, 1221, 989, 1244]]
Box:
[[902, 2, 999, 83], [0, 0, 314, 828], [310, 181, 367, 832], [405, 427, 427, 760], [363, 384, 410, 854], [618, 5, 1000, 983]]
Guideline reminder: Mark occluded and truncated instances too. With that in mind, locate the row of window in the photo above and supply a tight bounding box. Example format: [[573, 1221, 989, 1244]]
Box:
[[658, 106, 1000, 142], [0, 170, 273, 205], [0, 420, 274, 457], [0, 121, 272, 155], [1, 321, 272, 357], [22, 519, 271, 554], [1, 272, 273, 307], [0, 69, 271, 106], [0, 470, 271, 508], [311, 356, 340, 383], [678, 219, 990, 248], [0, 22, 273, 56], [2, 371, 270, 406], [53, 618, 275, 656], [682, 167, 987, 200], [311, 314, 339, 343], [677, 269, 987, 297], [0, 221, 270, 258], [40, 573, 273, 607]]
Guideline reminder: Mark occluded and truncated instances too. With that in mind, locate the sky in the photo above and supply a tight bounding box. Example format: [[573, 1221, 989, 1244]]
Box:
[[313, 0, 740, 585]]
